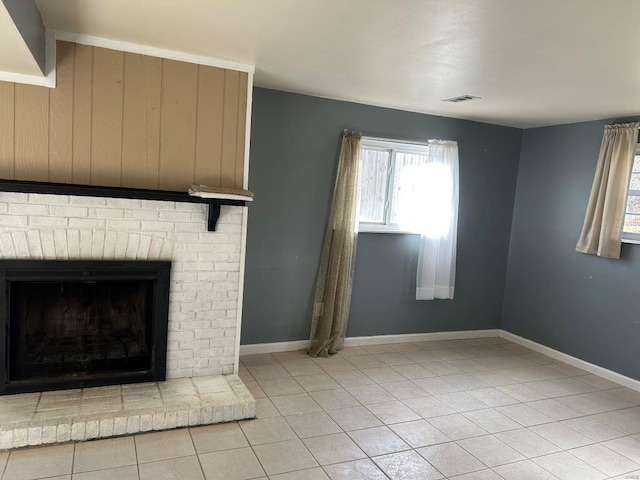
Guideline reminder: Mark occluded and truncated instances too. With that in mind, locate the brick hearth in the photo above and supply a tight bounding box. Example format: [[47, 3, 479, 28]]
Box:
[[0, 375, 254, 450], [0, 191, 255, 448]]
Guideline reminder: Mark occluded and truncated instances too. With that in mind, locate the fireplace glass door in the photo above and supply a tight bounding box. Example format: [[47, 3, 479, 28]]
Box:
[[10, 280, 154, 380], [1, 260, 170, 394]]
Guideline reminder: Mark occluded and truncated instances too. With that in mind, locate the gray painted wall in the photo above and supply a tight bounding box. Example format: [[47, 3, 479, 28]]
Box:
[[502, 116, 640, 380], [242, 88, 522, 345]]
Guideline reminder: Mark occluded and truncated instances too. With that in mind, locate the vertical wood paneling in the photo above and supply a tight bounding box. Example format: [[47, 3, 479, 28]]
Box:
[[144, 56, 162, 189], [195, 66, 225, 187], [91, 48, 124, 186], [235, 72, 248, 189], [159, 60, 198, 191], [49, 41, 74, 183], [0, 41, 248, 191], [72, 43, 92, 184], [14, 84, 48, 181], [121, 53, 146, 188], [122, 53, 162, 189], [221, 70, 240, 188], [0, 82, 15, 179]]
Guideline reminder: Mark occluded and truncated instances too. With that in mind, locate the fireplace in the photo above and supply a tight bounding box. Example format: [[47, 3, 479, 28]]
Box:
[[0, 192, 255, 449], [0, 260, 171, 394]]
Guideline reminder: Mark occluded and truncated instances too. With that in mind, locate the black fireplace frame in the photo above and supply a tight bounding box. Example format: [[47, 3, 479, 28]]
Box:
[[0, 260, 171, 395]]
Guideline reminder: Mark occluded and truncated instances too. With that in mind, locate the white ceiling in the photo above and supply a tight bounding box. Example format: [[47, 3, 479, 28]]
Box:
[[29, 0, 640, 128]]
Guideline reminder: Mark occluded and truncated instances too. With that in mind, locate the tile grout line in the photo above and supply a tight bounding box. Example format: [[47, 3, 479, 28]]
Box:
[[236, 414, 270, 478], [186, 426, 207, 479], [0, 450, 8, 480], [133, 431, 141, 479], [70, 442, 76, 478]]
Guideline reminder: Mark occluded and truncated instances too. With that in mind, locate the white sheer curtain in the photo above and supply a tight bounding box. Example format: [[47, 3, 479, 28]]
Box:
[[415, 140, 459, 300]]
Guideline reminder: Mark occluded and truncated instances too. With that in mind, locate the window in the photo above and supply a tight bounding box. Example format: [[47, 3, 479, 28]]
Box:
[[623, 144, 640, 243], [358, 138, 432, 233]]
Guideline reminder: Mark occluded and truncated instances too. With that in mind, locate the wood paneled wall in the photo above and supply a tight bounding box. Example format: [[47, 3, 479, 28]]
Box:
[[0, 41, 248, 191]]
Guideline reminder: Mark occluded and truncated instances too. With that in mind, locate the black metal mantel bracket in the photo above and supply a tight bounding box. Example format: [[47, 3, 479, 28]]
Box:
[[207, 204, 222, 231], [0, 179, 249, 232]]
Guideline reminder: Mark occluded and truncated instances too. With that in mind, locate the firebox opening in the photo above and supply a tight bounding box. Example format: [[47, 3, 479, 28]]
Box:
[[1, 260, 171, 395], [10, 280, 154, 380]]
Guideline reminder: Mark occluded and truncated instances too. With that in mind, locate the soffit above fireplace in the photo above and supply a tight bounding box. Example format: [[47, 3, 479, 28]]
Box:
[[0, 179, 251, 231]]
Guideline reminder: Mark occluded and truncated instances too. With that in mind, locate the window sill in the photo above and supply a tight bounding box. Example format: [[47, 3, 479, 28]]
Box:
[[622, 238, 640, 245]]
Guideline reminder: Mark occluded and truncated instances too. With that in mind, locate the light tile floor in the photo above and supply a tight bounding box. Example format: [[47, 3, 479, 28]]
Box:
[[3, 337, 640, 479]]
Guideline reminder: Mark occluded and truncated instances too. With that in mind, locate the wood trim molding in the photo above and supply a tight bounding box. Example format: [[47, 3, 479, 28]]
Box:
[[54, 30, 255, 74], [233, 71, 254, 374]]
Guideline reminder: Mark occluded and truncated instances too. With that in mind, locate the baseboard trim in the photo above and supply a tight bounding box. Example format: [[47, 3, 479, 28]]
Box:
[[239, 329, 500, 356], [343, 329, 501, 347], [500, 330, 640, 393], [239, 340, 310, 356]]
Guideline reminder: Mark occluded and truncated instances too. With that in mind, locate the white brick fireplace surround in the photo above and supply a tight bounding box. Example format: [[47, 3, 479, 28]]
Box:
[[0, 191, 256, 449]]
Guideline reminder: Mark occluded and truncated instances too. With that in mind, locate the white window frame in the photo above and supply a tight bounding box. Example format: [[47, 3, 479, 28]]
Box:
[[622, 143, 640, 244], [358, 137, 430, 234]]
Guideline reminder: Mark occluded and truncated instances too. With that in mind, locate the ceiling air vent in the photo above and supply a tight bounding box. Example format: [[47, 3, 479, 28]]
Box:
[[442, 95, 480, 103]]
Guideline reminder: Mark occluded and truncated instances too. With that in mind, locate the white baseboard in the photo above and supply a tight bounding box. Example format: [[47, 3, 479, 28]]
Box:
[[500, 330, 640, 393], [239, 340, 310, 356], [239, 328, 640, 392], [343, 329, 501, 347], [239, 329, 499, 356]]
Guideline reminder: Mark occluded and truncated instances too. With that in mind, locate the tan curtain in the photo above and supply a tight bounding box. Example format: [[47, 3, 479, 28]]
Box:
[[576, 122, 639, 259], [308, 130, 362, 357]]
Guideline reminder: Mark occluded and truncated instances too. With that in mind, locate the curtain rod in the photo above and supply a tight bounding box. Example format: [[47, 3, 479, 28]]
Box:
[[606, 122, 640, 129], [361, 135, 430, 146]]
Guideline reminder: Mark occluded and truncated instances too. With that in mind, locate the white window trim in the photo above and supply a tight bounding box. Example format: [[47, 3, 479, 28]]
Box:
[[358, 224, 421, 234], [622, 143, 640, 244], [622, 237, 640, 245], [358, 137, 430, 234]]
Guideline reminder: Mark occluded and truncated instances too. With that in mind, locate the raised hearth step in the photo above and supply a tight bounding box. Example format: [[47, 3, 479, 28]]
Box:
[[0, 374, 256, 450]]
